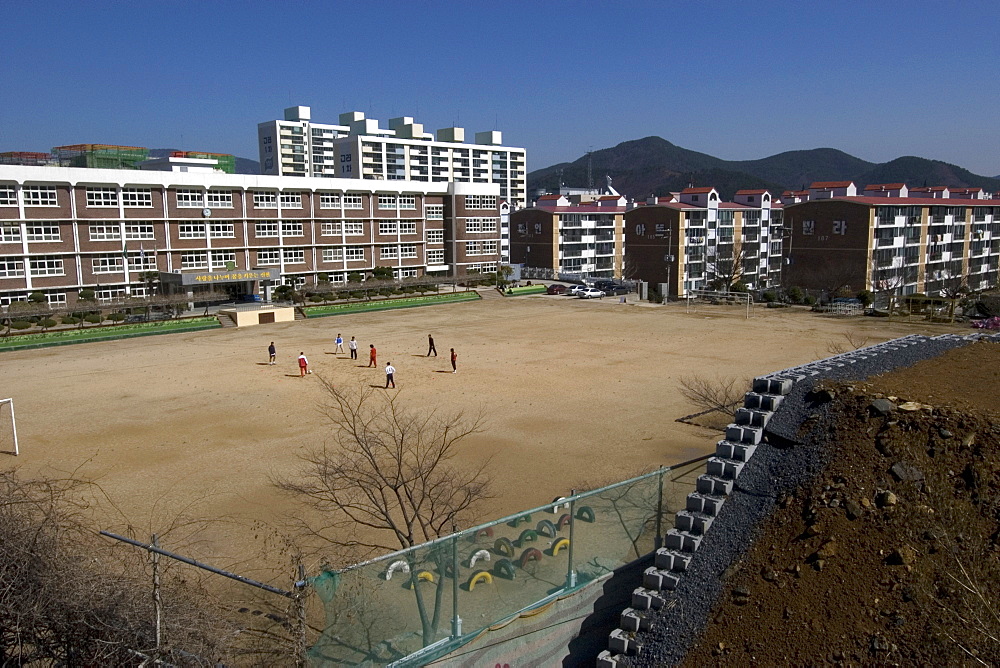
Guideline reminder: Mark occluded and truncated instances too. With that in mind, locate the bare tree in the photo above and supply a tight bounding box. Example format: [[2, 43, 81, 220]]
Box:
[[707, 238, 747, 292], [825, 330, 872, 355], [679, 375, 747, 418], [276, 382, 491, 648]]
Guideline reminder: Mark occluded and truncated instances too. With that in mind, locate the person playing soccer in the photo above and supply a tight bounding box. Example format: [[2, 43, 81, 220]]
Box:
[[368, 344, 377, 368], [335, 333, 344, 354], [385, 362, 396, 388], [427, 334, 437, 357], [349, 336, 358, 360], [268, 341, 276, 365], [298, 352, 310, 377], [450, 348, 458, 373]]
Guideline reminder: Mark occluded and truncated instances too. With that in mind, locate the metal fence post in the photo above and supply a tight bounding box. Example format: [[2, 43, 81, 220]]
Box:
[[655, 466, 665, 549], [451, 529, 462, 638], [566, 490, 577, 589]]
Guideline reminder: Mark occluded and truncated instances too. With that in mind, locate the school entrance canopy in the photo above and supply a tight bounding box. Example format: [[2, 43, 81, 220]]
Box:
[[158, 268, 277, 287]]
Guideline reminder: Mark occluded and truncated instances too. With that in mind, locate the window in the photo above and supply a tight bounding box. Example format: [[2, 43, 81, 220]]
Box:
[[482, 240, 498, 254], [26, 225, 60, 242], [1, 224, 21, 243], [378, 195, 397, 209], [207, 190, 233, 208], [319, 193, 340, 209], [378, 222, 398, 235], [0, 186, 16, 207], [344, 221, 364, 236], [86, 187, 118, 207], [281, 221, 303, 237], [29, 256, 64, 276], [122, 188, 153, 208], [125, 224, 155, 241], [343, 194, 363, 209], [322, 247, 344, 262], [380, 246, 398, 259], [255, 221, 279, 238], [465, 241, 482, 256], [129, 252, 157, 271], [96, 287, 127, 302], [465, 195, 497, 210], [253, 191, 278, 208], [398, 244, 417, 259], [209, 223, 235, 238], [176, 189, 204, 208], [802, 220, 815, 235], [0, 257, 25, 278], [89, 225, 121, 241], [23, 186, 57, 207], [178, 223, 206, 239], [180, 252, 208, 269], [399, 195, 416, 210], [93, 254, 124, 274], [425, 204, 444, 220], [321, 221, 342, 236], [46, 292, 67, 306], [345, 246, 365, 261], [280, 192, 303, 208], [399, 221, 417, 235], [427, 229, 444, 243], [282, 248, 305, 264], [394, 268, 418, 279], [256, 249, 280, 266], [466, 218, 498, 233], [210, 251, 236, 269], [426, 249, 445, 265]]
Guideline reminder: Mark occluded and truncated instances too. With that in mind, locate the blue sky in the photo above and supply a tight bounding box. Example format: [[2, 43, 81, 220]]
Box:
[[2, 0, 998, 175]]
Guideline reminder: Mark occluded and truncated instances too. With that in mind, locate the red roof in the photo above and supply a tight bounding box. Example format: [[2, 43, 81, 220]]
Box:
[[718, 202, 750, 209], [928, 186, 949, 192], [786, 196, 995, 207], [735, 189, 769, 195], [680, 187, 716, 194], [810, 181, 854, 189], [537, 194, 561, 200], [863, 183, 906, 191], [533, 205, 626, 213], [597, 195, 621, 200]]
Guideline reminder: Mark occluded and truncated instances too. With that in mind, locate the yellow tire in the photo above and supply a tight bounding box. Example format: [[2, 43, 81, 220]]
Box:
[[551, 538, 570, 555], [468, 570, 493, 590]]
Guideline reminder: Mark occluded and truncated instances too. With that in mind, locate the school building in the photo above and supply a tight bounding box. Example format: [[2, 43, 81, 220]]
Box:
[[0, 163, 502, 307]]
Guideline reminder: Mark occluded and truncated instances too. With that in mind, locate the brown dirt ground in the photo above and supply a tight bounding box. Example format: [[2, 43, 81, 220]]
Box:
[[0, 294, 965, 576], [684, 340, 1000, 666]]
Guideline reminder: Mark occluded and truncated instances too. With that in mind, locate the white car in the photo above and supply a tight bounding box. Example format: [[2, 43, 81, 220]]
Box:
[[567, 284, 588, 296], [577, 287, 606, 299]]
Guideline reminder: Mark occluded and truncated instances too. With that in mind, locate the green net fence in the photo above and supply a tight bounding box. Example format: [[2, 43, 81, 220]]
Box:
[[307, 458, 705, 666]]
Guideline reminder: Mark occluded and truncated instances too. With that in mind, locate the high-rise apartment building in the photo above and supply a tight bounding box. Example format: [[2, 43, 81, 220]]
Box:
[[257, 106, 527, 209]]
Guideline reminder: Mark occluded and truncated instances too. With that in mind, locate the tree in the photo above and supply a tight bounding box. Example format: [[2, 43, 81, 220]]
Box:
[[707, 239, 747, 292], [371, 266, 394, 281], [276, 383, 491, 648]]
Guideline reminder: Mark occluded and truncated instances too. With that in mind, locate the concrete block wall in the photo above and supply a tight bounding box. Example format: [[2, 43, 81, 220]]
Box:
[[593, 335, 965, 666]]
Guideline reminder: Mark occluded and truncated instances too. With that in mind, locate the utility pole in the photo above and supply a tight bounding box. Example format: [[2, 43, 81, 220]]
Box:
[[152, 534, 162, 653]]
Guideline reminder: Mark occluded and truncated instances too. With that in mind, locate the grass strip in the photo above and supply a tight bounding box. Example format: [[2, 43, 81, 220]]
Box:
[[303, 291, 480, 317], [0, 318, 221, 352]]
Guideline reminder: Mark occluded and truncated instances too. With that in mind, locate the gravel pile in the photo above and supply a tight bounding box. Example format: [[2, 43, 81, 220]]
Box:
[[624, 333, 999, 667]]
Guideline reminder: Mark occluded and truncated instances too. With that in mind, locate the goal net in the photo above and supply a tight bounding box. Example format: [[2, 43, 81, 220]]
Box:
[[0, 399, 18, 456], [684, 290, 755, 319]]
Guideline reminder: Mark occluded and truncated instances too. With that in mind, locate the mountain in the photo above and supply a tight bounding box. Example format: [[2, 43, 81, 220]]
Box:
[[148, 148, 259, 174], [527, 138, 999, 201]]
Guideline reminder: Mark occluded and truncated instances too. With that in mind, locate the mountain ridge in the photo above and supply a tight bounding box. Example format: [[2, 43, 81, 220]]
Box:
[[527, 138, 1000, 201]]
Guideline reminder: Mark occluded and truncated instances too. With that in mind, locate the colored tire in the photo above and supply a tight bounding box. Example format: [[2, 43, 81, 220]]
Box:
[[519, 548, 543, 568], [468, 570, 493, 591], [493, 558, 516, 580], [536, 519, 557, 537], [551, 538, 570, 556], [575, 506, 596, 522], [517, 529, 539, 547], [557, 513, 572, 531], [494, 537, 515, 557], [509, 514, 532, 527]]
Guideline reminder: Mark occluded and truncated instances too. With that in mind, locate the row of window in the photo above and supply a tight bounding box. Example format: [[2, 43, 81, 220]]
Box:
[[0, 221, 453, 243], [0, 186, 478, 212]]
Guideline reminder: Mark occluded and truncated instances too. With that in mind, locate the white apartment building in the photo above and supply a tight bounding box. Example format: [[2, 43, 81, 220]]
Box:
[[257, 106, 527, 210]]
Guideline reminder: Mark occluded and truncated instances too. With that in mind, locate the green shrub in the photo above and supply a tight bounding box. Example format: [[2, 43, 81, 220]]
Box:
[[28, 291, 46, 304], [787, 286, 804, 304], [85, 314, 103, 324], [803, 295, 817, 306], [108, 312, 126, 322], [10, 321, 32, 330], [762, 291, 777, 303], [309, 294, 324, 303], [61, 316, 81, 325], [350, 291, 364, 300], [856, 290, 874, 307], [39, 318, 57, 329], [78, 289, 96, 302]]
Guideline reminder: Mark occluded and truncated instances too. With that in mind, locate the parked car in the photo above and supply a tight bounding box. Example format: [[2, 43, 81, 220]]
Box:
[[595, 281, 629, 296], [567, 284, 588, 296], [577, 287, 606, 299], [546, 284, 568, 295]]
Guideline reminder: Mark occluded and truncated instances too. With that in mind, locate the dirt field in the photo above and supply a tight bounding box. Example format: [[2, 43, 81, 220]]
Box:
[[0, 293, 962, 571]]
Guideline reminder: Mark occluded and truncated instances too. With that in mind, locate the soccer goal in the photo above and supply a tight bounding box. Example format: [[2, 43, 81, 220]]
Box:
[[684, 290, 755, 320], [0, 398, 19, 456]]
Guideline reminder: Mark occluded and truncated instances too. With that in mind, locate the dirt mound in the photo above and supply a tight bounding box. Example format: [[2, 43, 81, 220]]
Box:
[[683, 342, 1000, 666]]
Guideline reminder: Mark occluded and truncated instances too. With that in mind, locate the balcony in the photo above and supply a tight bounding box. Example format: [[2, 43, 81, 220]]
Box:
[[686, 236, 705, 245]]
